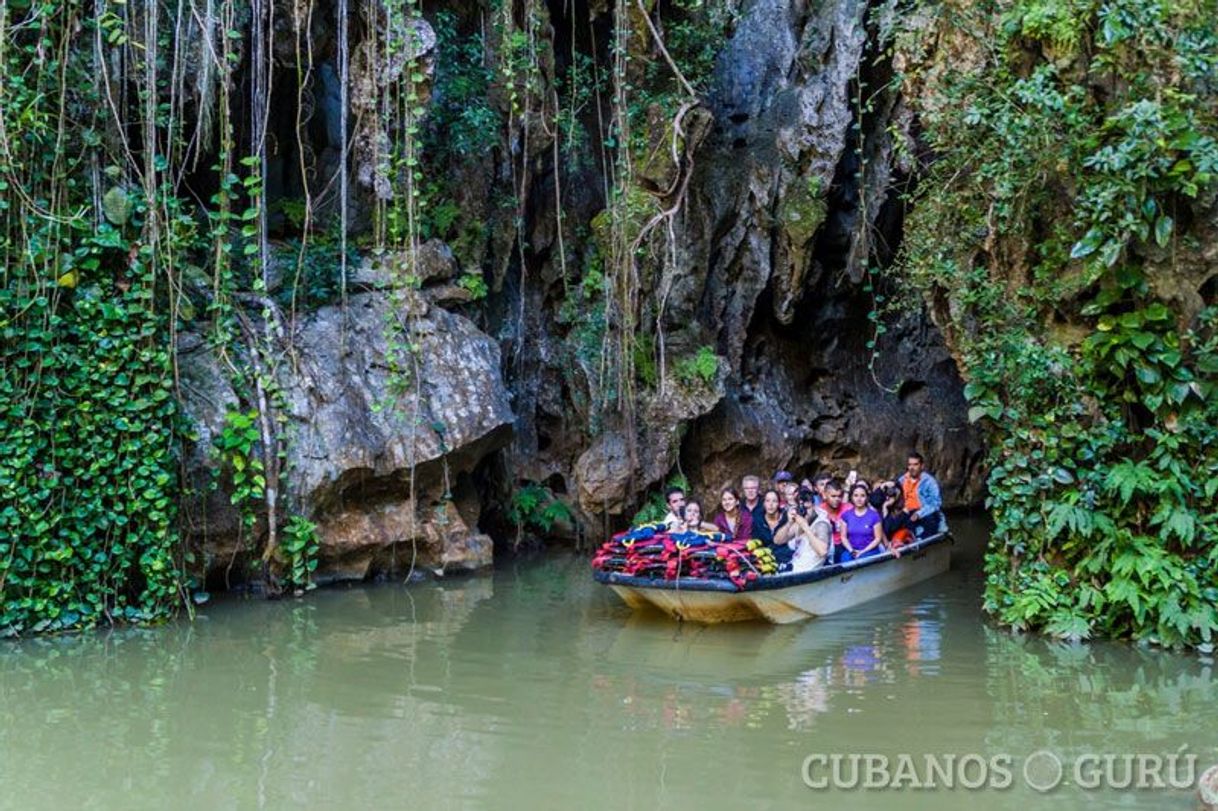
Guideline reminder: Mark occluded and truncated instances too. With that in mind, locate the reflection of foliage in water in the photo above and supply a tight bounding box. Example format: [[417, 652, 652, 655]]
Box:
[[982, 626, 1218, 756], [0, 628, 186, 793]]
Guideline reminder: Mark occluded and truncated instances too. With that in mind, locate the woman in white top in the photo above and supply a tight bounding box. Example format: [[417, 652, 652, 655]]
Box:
[[776, 504, 830, 573]]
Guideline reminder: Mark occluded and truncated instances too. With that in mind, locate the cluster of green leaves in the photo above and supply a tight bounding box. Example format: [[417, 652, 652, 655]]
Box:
[[636, 0, 737, 121], [279, 514, 320, 591], [673, 345, 719, 386], [614, 0, 737, 178], [633, 333, 659, 389], [457, 272, 489, 300], [491, 0, 545, 119], [0, 0, 200, 634], [508, 482, 574, 535], [272, 234, 359, 310], [424, 12, 501, 160], [211, 410, 266, 530], [1, 285, 182, 636], [402, 15, 496, 273], [898, 0, 1218, 646], [656, 0, 737, 93], [555, 50, 605, 174]]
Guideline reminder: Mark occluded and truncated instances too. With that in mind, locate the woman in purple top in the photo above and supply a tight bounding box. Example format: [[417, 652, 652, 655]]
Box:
[[840, 483, 885, 561], [713, 487, 754, 542]]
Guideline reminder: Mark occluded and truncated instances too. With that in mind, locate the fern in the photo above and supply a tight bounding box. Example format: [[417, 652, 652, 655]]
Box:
[[508, 482, 573, 535], [1104, 459, 1156, 506], [673, 345, 719, 385], [1044, 610, 1093, 642]]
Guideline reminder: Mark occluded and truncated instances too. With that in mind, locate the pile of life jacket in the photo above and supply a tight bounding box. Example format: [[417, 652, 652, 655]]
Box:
[[590, 522, 779, 590]]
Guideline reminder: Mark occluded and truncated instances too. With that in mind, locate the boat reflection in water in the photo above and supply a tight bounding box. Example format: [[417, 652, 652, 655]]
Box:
[[592, 581, 950, 733]]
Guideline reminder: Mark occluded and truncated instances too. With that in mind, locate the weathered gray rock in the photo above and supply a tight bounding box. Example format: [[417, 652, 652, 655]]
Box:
[[574, 368, 726, 517], [351, 14, 437, 200], [351, 240, 458, 288], [178, 290, 512, 583], [679, 0, 870, 356], [658, 0, 983, 508]]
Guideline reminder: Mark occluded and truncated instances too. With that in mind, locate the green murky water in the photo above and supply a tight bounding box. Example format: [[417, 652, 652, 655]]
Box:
[[1, 517, 1214, 810]]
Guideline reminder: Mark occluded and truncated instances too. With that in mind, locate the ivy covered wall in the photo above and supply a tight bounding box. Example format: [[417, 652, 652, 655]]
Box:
[[895, 0, 1218, 647], [0, 3, 185, 633]]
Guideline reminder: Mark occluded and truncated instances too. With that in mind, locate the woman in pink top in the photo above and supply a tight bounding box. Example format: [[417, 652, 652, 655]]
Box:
[[713, 487, 754, 541]]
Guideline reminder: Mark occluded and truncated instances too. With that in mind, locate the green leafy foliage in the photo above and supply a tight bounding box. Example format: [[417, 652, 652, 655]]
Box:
[[898, 0, 1218, 647], [279, 514, 320, 591], [402, 12, 498, 272], [0, 3, 192, 634], [211, 410, 265, 530], [633, 333, 659, 389], [457, 272, 489, 300], [0, 286, 182, 636], [272, 234, 360, 310], [636, 0, 739, 122], [508, 482, 574, 535], [674, 345, 719, 386], [425, 12, 500, 159]]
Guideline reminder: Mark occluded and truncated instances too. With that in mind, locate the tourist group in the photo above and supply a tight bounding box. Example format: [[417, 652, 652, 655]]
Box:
[[660, 453, 944, 574]]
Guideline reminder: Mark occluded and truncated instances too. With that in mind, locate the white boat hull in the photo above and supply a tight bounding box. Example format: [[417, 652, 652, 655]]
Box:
[[605, 540, 952, 624]]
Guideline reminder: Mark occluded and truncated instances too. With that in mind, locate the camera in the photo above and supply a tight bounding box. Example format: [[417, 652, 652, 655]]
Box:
[[795, 487, 816, 517], [869, 483, 901, 512]]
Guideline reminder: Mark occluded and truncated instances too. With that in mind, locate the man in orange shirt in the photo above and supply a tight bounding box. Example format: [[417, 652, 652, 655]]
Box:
[[894, 452, 943, 538]]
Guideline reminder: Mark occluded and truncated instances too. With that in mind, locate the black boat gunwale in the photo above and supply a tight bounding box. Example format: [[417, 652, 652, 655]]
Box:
[[593, 531, 953, 593]]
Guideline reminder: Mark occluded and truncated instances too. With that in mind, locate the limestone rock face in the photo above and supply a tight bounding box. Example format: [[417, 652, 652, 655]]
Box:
[[177, 0, 990, 567], [682, 313, 987, 508], [652, 0, 984, 507], [178, 291, 512, 583], [351, 239, 458, 289], [486, 0, 986, 530], [684, 0, 870, 348]]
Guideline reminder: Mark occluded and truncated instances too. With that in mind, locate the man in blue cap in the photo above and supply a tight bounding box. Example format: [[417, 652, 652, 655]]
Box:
[[774, 470, 797, 510]]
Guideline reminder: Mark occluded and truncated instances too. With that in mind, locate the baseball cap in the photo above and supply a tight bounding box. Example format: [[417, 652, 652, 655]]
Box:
[[774, 470, 794, 483]]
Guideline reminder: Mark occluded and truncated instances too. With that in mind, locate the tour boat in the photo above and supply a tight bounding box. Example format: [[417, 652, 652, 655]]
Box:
[[594, 527, 952, 624]]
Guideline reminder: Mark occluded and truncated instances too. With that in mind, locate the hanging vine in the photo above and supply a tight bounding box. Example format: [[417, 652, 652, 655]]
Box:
[[0, 0, 190, 634]]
